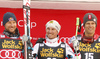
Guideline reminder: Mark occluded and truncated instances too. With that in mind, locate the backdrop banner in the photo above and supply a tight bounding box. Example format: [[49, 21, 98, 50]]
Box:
[[0, 8, 100, 45]]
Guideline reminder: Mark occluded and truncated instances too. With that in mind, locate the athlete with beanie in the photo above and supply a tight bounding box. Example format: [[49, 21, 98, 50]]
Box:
[[32, 20, 75, 59], [0, 12, 24, 59], [3, 12, 20, 37], [70, 13, 100, 59]]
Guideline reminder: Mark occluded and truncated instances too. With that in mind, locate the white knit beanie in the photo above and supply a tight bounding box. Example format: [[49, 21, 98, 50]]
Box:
[[46, 20, 61, 33]]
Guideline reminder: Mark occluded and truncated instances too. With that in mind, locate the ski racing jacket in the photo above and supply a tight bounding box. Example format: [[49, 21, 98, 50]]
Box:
[[32, 36, 76, 59], [0, 28, 24, 59], [70, 33, 100, 59]]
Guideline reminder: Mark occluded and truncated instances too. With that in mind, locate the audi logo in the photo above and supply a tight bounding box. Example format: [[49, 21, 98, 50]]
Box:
[[60, 37, 71, 43], [0, 50, 22, 59]]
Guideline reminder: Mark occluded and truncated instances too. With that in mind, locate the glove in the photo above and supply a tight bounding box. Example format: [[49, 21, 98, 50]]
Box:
[[71, 37, 79, 53], [22, 47, 33, 53], [33, 53, 37, 59], [66, 54, 73, 59], [28, 47, 33, 51], [36, 38, 45, 44], [22, 35, 28, 44], [72, 39, 79, 50]]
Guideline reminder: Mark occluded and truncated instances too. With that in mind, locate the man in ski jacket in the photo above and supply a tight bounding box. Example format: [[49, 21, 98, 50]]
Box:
[[32, 20, 76, 59], [70, 13, 100, 59], [0, 12, 24, 59]]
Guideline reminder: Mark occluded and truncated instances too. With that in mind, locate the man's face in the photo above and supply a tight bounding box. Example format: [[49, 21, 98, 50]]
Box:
[[4, 21, 17, 34], [46, 27, 58, 39], [84, 21, 96, 35]]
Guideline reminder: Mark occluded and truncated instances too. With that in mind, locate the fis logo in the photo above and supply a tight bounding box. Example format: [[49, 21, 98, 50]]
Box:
[[61, 44, 65, 48], [0, 35, 5, 38], [40, 44, 44, 47]]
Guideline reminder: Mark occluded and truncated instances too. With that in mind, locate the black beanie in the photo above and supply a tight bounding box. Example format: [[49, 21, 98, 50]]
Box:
[[3, 12, 17, 26], [83, 13, 97, 26]]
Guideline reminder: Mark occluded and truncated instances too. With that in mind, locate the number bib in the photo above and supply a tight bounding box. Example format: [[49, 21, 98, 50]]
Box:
[[38, 43, 66, 59], [79, 37, 100, 59], [0, 38, 23, 59]]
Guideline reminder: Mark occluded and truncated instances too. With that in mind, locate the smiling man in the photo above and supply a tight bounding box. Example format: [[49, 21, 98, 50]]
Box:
[[32, 20, 75, 59], [71, 13, 100, 59], [0, 12, 24, 59], [83, 13, 97, 37], [3, 12, 20, 37]]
